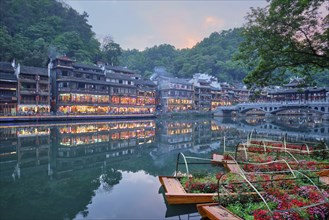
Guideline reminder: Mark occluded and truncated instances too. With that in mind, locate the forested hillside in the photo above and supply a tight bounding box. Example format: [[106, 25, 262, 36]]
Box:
[[120, 28, 248, 83], [0, 0, 111, 66], [1, 0, 327, 86]]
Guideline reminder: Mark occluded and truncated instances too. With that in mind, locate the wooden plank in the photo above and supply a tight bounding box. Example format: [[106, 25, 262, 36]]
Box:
[[226, 163, 242, 173], [197, 203, 243, 220], [317, 170, 329, 177], [159, 176, 186, 194], [166, 193, 215, 205], [165, 191, 260, 205], [212, 154, 224, 164], [320, 177, 329, 185]]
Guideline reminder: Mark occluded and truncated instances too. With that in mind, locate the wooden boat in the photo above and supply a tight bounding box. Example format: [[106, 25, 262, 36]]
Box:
[[197, 203, 243, 220]]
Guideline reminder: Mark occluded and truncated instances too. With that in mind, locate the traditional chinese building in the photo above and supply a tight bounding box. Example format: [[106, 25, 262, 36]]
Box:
[[17, 65, 50, 115], [135, 79, 157, 114], [104, 66, 156, 115], [51, 57, 110, 114], [233, 88, 250, 103], [0, 61, 17, 115], [189, 76, 212, 111], [210, 87, 223, 110], [268, 87, 329, 102], [151, 75, 194, 113], [104, 66, 138, 114], [268, 77, 329, 102], [50, 57, 156, 116]]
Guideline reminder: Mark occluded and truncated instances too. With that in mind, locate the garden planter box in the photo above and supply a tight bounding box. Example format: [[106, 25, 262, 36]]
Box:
[[159, 176, 261, 205]]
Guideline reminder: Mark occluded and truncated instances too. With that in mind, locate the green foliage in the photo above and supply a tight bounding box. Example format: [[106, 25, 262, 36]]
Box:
[[227, 201, 277, 220], [120, 44, 179, 75], [100, 36, 122, 66], [0, 0, 109, 66], [120, 29, 248, 83], [237, 0, 329, 87]]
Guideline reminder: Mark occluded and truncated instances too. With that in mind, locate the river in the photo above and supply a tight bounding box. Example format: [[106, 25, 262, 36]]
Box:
[[0, 115, 328, 220]]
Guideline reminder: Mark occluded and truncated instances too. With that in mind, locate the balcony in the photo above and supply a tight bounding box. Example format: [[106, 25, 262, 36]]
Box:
[[38, 101, 50, 105], [58, 100, 109, 106], [20, 89, 36, 95], [39, 91, 50, 96], [58, 87, 108, 94], [20, 100, 37, 104], [19, 77, 36, 83], [39, 79, 49, 84]]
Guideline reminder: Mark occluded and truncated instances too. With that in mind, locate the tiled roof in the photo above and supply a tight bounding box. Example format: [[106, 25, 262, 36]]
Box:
[[268, 87, 328, 94], [106, 72, 133, 80], [0, 72, 17, 82], [157, 75, 192, 85], [0, 62, 15, 73], [20, 65, 48, 76], [73, 63, 102, 71], [105, 66, 136, 75], [56, 77, 111, 86], [135, 79, 156, 86]]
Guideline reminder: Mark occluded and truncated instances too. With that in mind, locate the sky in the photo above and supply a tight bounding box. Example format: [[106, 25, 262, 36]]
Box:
[[64, 0, 268, 51]]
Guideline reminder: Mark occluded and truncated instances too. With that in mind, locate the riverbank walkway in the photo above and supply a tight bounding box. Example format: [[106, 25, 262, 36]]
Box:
[[0, 114, 155, 122]]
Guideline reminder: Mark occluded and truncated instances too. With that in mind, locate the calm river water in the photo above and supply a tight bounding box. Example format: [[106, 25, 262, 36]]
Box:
[[0, 116, 328, 220]]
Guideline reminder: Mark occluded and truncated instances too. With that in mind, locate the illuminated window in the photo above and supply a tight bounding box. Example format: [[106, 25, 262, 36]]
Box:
[[59, 94, 71, 102], [111, 96, 120, 104]]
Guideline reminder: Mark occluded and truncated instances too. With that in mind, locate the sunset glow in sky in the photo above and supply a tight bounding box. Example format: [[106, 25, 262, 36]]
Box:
[[64, 0, 268, 50]]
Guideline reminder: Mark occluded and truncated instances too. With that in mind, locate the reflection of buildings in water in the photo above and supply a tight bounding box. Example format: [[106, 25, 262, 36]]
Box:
[[244, 116, 266, 125], [153, 120, 227, 158], [216, 116, 329, 144], [273, 116, 323, 129], [0, 120, 156, 180], [0, 127, 52, 180], [55, 121, 156, 177], [156, 120, 194, 153], [2, 117, 328, 180]]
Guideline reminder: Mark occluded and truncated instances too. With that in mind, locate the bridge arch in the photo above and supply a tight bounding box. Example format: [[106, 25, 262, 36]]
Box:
[[310, 106, 327, 113], [240, 107, 266, 114]]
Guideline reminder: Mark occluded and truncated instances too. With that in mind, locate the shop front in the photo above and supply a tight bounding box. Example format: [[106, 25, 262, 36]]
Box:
[[18, 105, 50, 115], [0, 102, 16, 116], [58, 105, 109, 114]]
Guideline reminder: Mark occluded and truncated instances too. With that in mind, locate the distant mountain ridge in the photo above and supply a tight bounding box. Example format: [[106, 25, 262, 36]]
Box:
[[120, 28, 248, 84]]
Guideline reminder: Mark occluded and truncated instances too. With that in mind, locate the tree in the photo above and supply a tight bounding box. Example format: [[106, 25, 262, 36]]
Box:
[[101, 36, 122, 66], [119, 28, 247, 82], [0, 0, 102, 66], [0, 26, 13, 61], [238, 0, 329, 87]]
